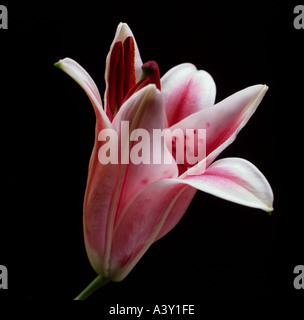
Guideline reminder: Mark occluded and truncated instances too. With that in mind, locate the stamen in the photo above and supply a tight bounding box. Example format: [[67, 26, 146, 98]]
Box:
[[107, 41, 124, 117], [123, 37, 136, 97], [141, 61, 161, 90]]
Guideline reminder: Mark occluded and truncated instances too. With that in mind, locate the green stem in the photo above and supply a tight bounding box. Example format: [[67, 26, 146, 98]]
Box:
[[74, 275, 110, 300]]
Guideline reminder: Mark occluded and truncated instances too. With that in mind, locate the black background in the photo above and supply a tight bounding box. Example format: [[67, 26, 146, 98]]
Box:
[[1, 0, 303, 305]]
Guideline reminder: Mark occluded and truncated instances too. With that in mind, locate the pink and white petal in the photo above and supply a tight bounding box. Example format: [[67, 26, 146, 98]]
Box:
[[55, 57, 112, 130], [161, 63, 216, 127], [56, 58, 117, 276], [83, 161, 121, 276], [181, 157, 274, 212], [85, 85, 178, 277], [112, 85, 179, 216], [109, 179, 195, 281], [174, 84, 268, 176], [204, 85, 268, 168]]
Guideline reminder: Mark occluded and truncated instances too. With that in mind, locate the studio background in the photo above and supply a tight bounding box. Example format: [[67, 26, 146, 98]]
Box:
[[1, 1, 303, 301]]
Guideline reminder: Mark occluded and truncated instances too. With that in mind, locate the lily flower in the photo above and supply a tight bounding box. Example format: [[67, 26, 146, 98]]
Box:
[[55, 22, 273, 283]]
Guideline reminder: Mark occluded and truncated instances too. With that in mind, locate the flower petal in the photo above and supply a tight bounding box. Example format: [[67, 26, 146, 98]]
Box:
[[161, 63, 216, 127], [84, 85, 178, 278], [55, 58, 118, 277], [205, 85, 268, 165], [83, 161, 121, 276], [173, 84, 268, 176], [112, 85, 179, 217], [54, 57, 112, 130], [109, 179, 195, 281], [181, 157, 274, 212]]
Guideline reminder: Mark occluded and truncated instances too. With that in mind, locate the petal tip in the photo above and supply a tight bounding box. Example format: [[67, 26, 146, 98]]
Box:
[[120, 22, 129, 29], [54, 58, 72, 71], [54, 60, 62, 69], [258, 84, 269, 96]]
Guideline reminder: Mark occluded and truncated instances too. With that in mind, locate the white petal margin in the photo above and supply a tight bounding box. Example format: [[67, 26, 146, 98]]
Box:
[[55, 58, 112, 129], [181, 157, 274, 212]]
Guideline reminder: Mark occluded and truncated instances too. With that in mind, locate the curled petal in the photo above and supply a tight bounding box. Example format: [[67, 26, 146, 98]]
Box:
[[55, 59, 117, 275], [181, 157, 274, 212], [161, 63, 216, 127], [54, 57, 112, 130], [55, 60, 117, 276], [174, 84, 268, 176], [204, 85, 269, 167]]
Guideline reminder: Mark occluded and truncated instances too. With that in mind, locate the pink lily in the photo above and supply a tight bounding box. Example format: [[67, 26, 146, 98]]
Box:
[[55, 22, 273, 283]]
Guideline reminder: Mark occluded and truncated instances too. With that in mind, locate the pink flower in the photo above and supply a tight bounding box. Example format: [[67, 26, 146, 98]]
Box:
[[55, 22, 273, 281]]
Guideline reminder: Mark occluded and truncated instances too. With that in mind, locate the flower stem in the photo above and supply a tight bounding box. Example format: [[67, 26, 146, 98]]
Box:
[[74, 275, 110, 300]]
